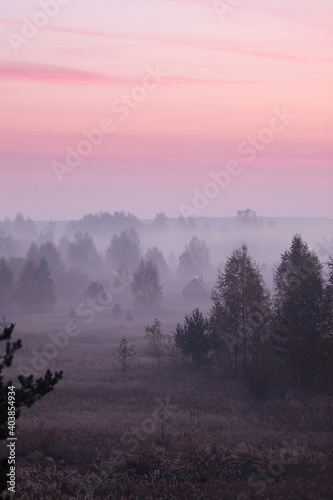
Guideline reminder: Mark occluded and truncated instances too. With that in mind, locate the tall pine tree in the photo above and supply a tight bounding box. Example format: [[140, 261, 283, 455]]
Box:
[[15, 259, 56, 313], [131, 259, 162, 307], [210, 244, 271, 378], [36, 258, 56, 311], [274, 235, 325, 341], [273, 235, 327, 393], [0, 323, 62, 496]]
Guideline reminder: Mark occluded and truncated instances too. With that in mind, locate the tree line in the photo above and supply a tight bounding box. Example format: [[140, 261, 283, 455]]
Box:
[[0, 224, 214, 312], [119, 235, 333, 400]]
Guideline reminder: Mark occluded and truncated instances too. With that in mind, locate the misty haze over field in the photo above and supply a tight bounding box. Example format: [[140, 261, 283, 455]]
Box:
[[1, 209, 333, 499], [1, 0, 332, 497], [0, 211, 332, 317]]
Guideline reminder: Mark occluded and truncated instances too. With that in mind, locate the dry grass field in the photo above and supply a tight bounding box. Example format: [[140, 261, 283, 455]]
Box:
[[2, 312, 333, 499]]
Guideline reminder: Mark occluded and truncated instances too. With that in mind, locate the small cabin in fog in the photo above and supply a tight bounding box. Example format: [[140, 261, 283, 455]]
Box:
[[182, 275, 210, 304]]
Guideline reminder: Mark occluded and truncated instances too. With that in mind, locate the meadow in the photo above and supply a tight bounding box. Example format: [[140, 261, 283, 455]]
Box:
[[3, 308, 333, 500]]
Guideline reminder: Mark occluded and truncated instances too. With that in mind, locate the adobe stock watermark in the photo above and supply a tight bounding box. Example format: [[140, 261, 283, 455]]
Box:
[[120, 396, 179, 454], [179, 107, 295, 217], [237, 438, 304, 499], [222, 298, 271, 359], [213, 0, 245, 22], [61, 396, 179, 499], [51, 64, 169, 183], [7, 0, 72, 54], [221, 251, 321, 358], [312, 235, 333, 260], [15, 269, 130, 377]]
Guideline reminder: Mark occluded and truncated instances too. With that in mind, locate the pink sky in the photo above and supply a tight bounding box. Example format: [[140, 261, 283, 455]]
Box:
[[0, 0, 332, 219]]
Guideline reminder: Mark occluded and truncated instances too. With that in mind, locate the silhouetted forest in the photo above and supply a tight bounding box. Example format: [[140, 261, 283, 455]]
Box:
[[1, 211, 333, 499]]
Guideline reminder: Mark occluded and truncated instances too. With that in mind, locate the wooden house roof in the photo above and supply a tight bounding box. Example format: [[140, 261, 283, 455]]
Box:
[[182, 276, 209, 293]]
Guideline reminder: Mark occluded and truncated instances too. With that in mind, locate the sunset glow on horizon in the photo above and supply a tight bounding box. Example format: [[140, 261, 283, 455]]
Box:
[[0, 0, 332, 219]]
